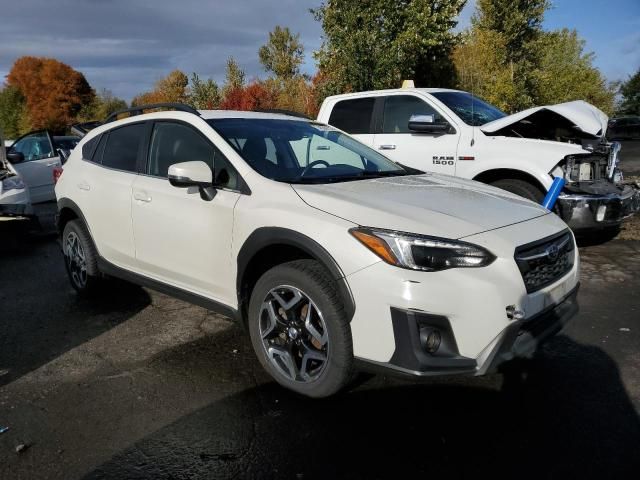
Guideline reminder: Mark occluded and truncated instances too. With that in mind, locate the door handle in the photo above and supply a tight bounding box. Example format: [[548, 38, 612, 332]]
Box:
[[133, 191, 152, 203], [46, 162, 58, 167], [78, 182, 90, 191], [378, 144, 396, 150]]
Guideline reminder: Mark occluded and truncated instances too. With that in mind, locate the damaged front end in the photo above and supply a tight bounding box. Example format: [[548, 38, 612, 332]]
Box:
[[553, 142, 640, 231]]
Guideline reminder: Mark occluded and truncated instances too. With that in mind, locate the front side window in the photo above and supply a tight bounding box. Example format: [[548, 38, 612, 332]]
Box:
[[430, 91, 506, 126], [209, 118, 408, 184], [328, 98, 375, 134], [102, 123, 145, 172], [11, 132, 53, 161], [148, 122, 238, 189], [382, 95, 440, 134]]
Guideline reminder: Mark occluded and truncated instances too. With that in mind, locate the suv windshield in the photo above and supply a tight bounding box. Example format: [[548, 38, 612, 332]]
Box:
[[208, 118, 408, 184], [431, 91, 506, 127]]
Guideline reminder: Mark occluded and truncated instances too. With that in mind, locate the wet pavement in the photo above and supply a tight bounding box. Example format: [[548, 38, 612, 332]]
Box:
[[1, 221, 640, 478]]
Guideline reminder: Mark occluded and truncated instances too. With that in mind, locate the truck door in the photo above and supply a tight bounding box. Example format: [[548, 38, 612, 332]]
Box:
[[372, 94, 460, 176], [325, 97, 376, 147]]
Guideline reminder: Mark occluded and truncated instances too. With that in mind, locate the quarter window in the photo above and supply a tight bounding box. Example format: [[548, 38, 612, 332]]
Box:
[[328, 98, 375, 134], [382, 95, 439, 134], [102, 123, 145, 172]]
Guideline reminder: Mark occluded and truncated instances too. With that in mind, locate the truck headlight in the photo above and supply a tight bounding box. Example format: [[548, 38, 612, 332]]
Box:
[[1, 176, 26, 192], [350, 227, 496, 271]]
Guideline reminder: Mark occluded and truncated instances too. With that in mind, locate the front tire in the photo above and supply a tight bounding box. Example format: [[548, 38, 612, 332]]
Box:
[[490, 178, 545, 203], [248, 260, 353, 398], [62, 219, 102, 295]]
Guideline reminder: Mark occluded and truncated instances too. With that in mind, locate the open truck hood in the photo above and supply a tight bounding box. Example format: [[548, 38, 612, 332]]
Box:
[[293, 174, 549, 239], [481, 100, 609, 140]]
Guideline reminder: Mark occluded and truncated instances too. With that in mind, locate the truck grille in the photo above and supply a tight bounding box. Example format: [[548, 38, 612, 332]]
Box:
[[514, 231, 575, 293]]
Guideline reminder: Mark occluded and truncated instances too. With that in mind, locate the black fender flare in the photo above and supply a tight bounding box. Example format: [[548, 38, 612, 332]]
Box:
[[56, 197, 100, 252], [237, 227, 356, 321]]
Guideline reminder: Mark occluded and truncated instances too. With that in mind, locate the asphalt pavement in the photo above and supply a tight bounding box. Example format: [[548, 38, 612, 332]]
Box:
[[1, 212, 639, 479]]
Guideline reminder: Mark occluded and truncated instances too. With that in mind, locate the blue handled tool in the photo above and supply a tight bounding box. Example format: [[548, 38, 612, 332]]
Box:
[[542, 177, 565, 210]]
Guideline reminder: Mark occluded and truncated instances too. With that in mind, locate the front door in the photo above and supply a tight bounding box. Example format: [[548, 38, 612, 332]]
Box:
[[9, 131, 61, 203], [131, 121, 241, 305], [372, 94, 460, 176]]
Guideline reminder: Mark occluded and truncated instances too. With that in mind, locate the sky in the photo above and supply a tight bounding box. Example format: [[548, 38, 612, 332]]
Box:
[[0, 0, 638, 102]]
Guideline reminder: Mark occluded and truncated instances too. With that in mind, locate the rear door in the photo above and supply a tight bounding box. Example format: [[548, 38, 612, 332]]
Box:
[[131, 120, 242, 304], [75, 123, 145, 269], [8, 131, 61, 203], [372, 94, 460, 175]]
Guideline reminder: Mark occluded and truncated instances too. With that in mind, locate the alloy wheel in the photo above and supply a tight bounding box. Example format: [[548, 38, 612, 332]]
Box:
[[65, 231, 87, 288], [259, 285, 329, 382]]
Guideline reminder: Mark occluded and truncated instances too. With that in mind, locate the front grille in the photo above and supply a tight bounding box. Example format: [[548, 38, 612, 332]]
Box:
[[514, 231, 575, 293]]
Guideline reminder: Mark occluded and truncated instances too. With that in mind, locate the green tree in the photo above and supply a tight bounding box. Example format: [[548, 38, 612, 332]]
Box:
[[0, 85, 27, 139], [618, 69, 640, 115], [222, 57, 246, 101], [455, 0, 549, 111], [258, 26, 305, 79], [188, 73, 220, 109], [537, 29, 616, 114], [77, 88, 128, 122], [312, 0, 466, 95]]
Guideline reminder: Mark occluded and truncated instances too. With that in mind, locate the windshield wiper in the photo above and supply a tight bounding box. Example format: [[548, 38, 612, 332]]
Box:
[[290, 170, 408, 184]]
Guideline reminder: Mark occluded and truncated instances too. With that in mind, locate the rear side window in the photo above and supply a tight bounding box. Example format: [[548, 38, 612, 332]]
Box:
[[328, 98, 375, 134], [101, 123, 145, 172]]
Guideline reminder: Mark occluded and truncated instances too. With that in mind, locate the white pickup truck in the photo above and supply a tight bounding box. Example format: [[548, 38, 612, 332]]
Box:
[[317, 88, 640, 232]]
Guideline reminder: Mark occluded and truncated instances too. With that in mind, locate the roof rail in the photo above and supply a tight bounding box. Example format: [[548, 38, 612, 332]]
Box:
[[256, 109, 311, 120], [104, 103, 200, 124]]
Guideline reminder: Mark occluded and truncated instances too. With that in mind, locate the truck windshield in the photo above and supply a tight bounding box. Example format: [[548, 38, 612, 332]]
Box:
[[431, 91, 506, 126], [208, 118, 408, 184]]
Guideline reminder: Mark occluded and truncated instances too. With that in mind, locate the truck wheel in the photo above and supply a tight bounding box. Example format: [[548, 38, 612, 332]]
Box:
[[491, 178, 545, 203], [248, 259, 353, 398], [62, 219, 102, 295]]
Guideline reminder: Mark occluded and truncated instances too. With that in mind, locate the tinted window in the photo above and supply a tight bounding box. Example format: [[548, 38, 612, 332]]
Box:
[[102, 123, 145, 172], [148, 122, 238, 189], [382, 95, 438, 133], [11, 132, 53, 161], [81, 135, 100, 161], [328, 98, 375, 134]]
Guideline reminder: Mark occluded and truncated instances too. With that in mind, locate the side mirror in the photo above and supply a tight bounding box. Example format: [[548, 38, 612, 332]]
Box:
[[168, 161, 216, 201], [408, 114, 452, 134], [6, 151, 25, 164]]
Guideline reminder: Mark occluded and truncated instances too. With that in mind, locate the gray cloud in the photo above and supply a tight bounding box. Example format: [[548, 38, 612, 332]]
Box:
[[0, 0, 324, 101]]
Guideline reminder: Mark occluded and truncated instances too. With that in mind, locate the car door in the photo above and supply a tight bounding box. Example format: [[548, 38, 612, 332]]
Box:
[[131, 120, 242, 305], [372, 94, 460, 175], [326, 97, 376, 147], [75, 123, 144, 270], [8, 131, 61, 203]]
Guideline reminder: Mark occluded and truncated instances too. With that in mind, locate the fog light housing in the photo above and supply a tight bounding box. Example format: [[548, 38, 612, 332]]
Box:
[[596, 206, 606, 222], [423, 329, 442, 354]]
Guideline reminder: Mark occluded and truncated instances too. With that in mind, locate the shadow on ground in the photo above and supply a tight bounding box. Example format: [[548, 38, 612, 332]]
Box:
[[83, 333, 640, 480], [0, 235, 151, 387]]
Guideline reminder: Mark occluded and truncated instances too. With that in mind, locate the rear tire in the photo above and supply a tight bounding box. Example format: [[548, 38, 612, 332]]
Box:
[[490, 178, 545, 203], [247, 260, 353, 398], [62, 219, 102, 295]]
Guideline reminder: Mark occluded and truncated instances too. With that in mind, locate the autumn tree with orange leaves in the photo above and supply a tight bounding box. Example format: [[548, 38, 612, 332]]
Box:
[[7, 57, 94, 132]]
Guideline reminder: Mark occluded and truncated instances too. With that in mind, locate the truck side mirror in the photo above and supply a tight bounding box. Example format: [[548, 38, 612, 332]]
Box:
[[408, 114, 453, 134]]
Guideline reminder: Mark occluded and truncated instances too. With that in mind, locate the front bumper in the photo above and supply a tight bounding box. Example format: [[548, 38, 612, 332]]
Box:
[[356, 285, 579, 378], [557, 185, 640, 231]]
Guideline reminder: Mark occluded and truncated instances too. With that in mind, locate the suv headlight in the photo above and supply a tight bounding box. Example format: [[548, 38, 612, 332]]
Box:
[[350, 227, 496, 271], [1, 176, 26, 192]]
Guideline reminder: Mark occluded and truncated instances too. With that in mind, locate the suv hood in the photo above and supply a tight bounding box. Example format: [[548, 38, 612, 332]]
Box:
[[481, 100, 608, 139], [292, 174, 549, 239]]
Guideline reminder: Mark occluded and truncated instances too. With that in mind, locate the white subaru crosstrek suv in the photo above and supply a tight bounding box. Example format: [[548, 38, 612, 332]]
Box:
[[55, 104, 580, 397]]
